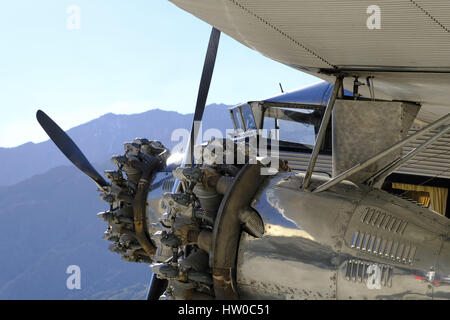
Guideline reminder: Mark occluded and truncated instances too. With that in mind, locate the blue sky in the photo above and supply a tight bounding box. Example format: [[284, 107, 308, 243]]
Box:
[[0, 1, 318, 148]]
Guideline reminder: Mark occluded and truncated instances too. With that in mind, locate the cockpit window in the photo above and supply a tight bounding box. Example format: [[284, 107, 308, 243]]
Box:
[[241, 104, 257, 130], [262, 106, 318, 149], [232, 108, 244, 130]]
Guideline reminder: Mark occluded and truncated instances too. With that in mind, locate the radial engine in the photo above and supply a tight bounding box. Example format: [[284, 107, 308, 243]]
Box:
[[97, 137, 450, 300]]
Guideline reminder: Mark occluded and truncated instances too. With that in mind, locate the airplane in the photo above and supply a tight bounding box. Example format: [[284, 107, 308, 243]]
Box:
[[36, 1, 450, 299]]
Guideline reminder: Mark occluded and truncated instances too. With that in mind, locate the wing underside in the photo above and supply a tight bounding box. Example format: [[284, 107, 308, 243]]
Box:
[[170, 0, 450, 123]]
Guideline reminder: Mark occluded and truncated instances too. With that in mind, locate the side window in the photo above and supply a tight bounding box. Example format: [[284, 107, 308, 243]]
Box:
[[277, 119, 315, 146], [241, 104, 257, 130], [262, 107, 316, 147]]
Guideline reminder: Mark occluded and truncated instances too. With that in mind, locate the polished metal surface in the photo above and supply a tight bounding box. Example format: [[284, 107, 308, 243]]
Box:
[[236, 171, 450, 299]]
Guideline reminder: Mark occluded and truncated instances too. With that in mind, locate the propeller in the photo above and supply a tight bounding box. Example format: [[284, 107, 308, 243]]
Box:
[[146, 273, 168, 300], [147, 27, 221, 300], [36, 109, 108, 189], [188, 27, 221, 165], [36, 26, 220, 300]]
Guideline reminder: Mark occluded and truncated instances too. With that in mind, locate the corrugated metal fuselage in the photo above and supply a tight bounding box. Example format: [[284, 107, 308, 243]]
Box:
[[277, 128, 450, 180]]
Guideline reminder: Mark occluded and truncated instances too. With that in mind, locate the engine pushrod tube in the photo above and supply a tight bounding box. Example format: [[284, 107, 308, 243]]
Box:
[[313, 112, 450, 193], [302, 76, 343, 190]]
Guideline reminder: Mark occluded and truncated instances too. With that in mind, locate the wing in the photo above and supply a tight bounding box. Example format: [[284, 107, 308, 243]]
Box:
[[169, 0, 450, 123]]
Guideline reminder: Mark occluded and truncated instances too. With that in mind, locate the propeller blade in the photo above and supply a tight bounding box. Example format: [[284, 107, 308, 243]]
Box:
[[146, 27, 221, 300], [146, 274, 168, 300], [36, 109, 108, 188], [188, 27, 221, 165]]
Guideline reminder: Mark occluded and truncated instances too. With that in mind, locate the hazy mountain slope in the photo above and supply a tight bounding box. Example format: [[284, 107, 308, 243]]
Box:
[[0, 104, 232, 186], [0, 103, 234, 299], [0, 162, 151, 299]]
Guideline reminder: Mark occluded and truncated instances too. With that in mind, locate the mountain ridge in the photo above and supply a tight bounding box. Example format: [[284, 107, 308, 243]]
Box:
[[0, 103, 233, 186]]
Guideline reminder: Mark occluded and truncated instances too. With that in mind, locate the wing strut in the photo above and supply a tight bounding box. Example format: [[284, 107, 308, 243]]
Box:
[[313, 112, 450, 193], [369, 124, 450, 188], [302, 76, 343, 190]]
